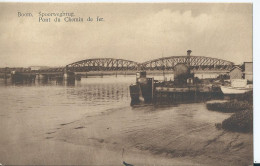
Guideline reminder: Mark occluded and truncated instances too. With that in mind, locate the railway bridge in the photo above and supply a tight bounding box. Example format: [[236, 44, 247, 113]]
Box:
[[0, 50, 235, 80], [64, 52, 234, 76]]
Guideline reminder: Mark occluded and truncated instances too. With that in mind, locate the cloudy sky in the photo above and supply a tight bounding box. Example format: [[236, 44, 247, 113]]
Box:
[[0, 3, 252, 67]]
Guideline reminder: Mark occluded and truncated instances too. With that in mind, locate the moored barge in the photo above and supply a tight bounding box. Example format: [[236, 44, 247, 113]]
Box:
[[129, 50, 223, 104]]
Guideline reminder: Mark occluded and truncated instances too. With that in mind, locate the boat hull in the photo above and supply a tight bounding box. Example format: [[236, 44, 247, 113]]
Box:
[[220, 86, 252, 95], [129, 83, 153, 103], [129, 84, 140, 102]]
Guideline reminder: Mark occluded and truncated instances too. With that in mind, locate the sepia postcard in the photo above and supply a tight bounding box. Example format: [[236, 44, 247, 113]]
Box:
[[0, 2, 256, 166]]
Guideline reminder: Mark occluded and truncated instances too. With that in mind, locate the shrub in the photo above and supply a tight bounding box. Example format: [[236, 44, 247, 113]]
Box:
[[206, 100, 252, 113], [236, 91, 253, 103], [221, 110, 253, 133]]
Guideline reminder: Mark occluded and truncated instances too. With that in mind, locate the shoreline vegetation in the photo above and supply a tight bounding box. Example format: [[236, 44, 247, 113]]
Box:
[[206, 91, 253, 133]]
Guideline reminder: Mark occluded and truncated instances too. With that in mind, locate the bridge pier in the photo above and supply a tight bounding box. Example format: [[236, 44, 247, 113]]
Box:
[[63, 69, 76, 82], [3, 67, 9, 79], [75, 74, 81, 81], [63, 72, 68, 80], [36, 74, 48, 80]]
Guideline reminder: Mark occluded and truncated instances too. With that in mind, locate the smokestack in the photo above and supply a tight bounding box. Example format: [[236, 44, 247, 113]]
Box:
[[187, 50, 192, 56]]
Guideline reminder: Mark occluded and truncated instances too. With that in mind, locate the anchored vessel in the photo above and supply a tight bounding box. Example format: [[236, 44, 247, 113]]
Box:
[[129, 69, 222, 104], [220, 79, 253, 95], [129, 50, 223, 104]]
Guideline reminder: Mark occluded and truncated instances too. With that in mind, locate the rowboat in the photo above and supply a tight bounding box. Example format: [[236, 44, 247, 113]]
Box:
[[220, 85, 252, 94]]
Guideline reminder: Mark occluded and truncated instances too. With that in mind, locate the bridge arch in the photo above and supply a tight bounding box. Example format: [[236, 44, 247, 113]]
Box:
[[140, 55, 234, 71], [66, 58, 139, 72]]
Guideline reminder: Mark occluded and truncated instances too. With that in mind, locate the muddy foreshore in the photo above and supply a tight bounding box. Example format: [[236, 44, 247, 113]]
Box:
[[46, 103, 253, 166]]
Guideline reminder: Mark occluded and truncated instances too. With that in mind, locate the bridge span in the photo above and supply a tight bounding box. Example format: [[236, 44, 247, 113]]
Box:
[[65, 55, 233, 73], [0, 51, 235, 79]]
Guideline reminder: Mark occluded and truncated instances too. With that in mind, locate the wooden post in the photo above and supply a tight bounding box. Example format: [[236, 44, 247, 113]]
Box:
[[4, 71, 6, 80], [151, 77, 154, 101]]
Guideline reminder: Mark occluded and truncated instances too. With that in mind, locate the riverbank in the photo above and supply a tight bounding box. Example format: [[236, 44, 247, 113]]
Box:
[[40, 103, 252, 165], [206, 92, 253, 133], [0, 102, 253, 165]]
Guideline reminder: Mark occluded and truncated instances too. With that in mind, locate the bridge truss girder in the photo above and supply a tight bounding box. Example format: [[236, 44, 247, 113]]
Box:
[[141, 56, 234, 71], [66, 58, 139, 72]]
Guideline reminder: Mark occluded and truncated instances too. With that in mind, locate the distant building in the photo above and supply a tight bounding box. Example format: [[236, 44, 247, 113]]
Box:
[[29, 66, 50, 71], [30, 66, 41, 71], [229, 66, 243, 79], [194, 73, 219, 79], [244, 62, 253, 82]]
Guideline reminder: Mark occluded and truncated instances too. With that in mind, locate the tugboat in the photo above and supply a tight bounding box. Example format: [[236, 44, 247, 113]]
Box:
[[129, 64, 198, 104], [129, 50, 223, 104]]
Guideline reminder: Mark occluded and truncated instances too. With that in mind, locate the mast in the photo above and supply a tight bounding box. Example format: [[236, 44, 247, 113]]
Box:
[[162, 52, 165, 81], [186, 50, 192, 73]]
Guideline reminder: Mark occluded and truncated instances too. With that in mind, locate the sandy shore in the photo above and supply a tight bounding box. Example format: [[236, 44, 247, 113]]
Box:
[[0, 103, 253, 165]]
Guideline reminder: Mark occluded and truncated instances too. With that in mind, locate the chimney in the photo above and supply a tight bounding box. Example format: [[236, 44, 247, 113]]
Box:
[[187, 50, 192, 56]]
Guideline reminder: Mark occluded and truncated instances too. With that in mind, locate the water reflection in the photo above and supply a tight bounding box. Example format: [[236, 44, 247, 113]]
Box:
[[0, 76, 135, 108], [65, 82, 130, 104]]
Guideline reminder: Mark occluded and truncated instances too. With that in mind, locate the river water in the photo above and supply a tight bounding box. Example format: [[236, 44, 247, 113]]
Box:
[[0, 76, 136, 131], [0, 76, 252, 165]]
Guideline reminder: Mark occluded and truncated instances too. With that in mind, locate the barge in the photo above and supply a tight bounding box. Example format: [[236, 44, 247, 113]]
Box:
[[129, 70, 222, 104]]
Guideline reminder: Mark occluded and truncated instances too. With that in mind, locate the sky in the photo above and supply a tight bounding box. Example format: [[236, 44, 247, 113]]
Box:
[[0, 3, 253, 67]]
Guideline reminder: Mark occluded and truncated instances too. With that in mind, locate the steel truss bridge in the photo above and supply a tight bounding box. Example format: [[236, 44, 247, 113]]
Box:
[[0, 55, 234, 74], [66, 56, 234, 72]]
